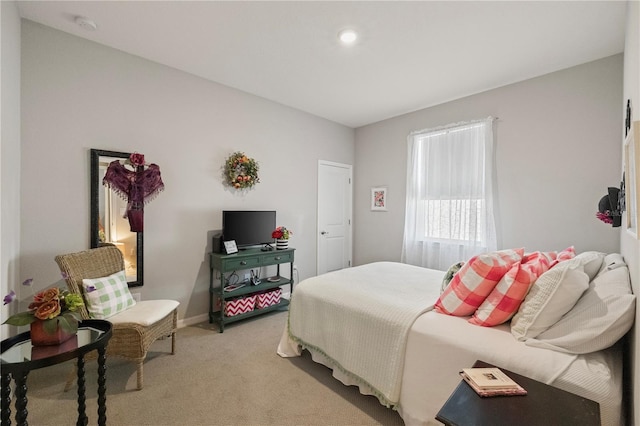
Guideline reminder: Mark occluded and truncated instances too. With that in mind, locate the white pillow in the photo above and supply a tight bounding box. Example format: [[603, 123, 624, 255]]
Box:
[[573, 251, 605, 281], [82, 270, 136, 319], [510, 256, 590, 341], [595, 253, 627, 277], [525, 266, 635, 354]]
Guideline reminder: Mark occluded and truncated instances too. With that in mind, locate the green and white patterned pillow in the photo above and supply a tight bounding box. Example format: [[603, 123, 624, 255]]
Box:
[[441, 261, 465, 293], [82, 270, 136, 319]]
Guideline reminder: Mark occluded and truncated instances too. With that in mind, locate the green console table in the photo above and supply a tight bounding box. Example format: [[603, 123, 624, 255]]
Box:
[[209, 247, 294, 332]]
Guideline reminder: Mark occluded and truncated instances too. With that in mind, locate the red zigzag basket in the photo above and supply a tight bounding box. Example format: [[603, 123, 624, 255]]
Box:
[[224, 295, 257, 317], [256, 289, 282, 309]]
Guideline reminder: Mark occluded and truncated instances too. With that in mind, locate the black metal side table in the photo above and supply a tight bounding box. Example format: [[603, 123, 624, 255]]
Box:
[[1, 319, 112, 426]]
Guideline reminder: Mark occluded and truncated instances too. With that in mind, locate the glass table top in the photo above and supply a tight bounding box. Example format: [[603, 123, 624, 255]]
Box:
[[1, 327, 105, 364]]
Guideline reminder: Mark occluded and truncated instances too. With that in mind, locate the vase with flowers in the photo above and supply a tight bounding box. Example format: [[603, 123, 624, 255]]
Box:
[[3, 279, 85, 346], [272, 226, 293, 250]]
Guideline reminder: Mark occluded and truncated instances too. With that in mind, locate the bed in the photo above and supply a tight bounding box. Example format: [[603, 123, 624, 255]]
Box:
[[277, 252, 635, 425]]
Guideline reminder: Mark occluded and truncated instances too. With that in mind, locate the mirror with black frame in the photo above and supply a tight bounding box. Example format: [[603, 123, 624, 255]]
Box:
[[90, 149, 143, 287]]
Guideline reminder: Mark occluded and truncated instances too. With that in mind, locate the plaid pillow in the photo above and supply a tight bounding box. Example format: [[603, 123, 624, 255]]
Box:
[[469, 252, 551, 327], [548, 246, 576, 268], [434, 248, 524, 316], [82, 270, 136, 319]]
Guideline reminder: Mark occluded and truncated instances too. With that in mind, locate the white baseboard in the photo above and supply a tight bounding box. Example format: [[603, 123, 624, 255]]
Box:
[[177, 313, 209, 328]]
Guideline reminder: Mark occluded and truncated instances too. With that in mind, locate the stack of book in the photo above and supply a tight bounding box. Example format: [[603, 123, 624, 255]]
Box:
[[460, 367, 527, 397]]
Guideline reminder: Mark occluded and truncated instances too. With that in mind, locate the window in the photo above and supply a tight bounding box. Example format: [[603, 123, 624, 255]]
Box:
[[424, 198, 484, 242], [401, 118, 497, 270]]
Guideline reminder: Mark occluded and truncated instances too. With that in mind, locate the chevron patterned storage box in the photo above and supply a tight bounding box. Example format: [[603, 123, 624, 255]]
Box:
[[256, 288, 282, 309], [224, 295, 257, 317]]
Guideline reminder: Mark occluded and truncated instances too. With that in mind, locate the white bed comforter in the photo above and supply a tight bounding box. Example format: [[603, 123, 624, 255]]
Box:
[[278, 262, 624, 425], [280, 262, 444, 406]]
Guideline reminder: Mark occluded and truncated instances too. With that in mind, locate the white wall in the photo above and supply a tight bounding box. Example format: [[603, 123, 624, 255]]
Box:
[[1, 1, 21, 337], [354, 55, 623, 266], [621, 1, 640, 423], [20, 20, 354, 322]]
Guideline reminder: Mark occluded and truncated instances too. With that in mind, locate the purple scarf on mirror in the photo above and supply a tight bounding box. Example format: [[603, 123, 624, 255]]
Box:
[[103, 161, 164, 232]]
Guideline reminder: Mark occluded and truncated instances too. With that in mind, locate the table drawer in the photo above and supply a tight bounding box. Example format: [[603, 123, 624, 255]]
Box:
[[261, 252, 293, 266], [223, 257, 261, 270]]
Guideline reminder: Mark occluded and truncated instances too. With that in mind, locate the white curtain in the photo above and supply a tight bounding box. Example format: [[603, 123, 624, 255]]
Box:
[[401, 118, 497, 270]]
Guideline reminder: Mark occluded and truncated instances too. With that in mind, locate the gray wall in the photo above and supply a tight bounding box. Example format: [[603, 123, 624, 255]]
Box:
[[20, 20, 354, 323], [1, 1, 21, 337], [6, 5, 639, 423], [354, 55, 623, 266]]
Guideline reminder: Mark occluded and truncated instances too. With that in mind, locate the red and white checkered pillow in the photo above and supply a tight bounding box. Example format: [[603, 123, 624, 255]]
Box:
[[434, 248, 524, 316], [549, 246, 576, 268], [469, 252, 552, 326]]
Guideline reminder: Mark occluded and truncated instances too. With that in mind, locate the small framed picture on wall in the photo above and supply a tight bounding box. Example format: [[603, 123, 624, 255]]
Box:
[[371, 187, 388, 211]]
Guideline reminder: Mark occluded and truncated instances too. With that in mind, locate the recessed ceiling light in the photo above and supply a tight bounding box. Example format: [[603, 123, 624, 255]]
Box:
[[338, 29, 358, 45], [75, 16, 97, 31]]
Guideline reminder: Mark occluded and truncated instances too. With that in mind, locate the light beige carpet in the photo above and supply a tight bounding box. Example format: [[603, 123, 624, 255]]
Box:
[[17, 310, 405, 425]]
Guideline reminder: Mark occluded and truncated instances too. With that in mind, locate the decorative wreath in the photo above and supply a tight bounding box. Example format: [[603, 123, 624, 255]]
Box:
[[224, 152, 260, 189]]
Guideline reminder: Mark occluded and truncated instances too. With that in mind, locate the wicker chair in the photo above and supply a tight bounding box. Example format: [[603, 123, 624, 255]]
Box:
[[55, 245, 179, 390]]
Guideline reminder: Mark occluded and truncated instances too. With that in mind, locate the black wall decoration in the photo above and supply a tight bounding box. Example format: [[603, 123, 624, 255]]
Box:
[[597, 187, 622, 227], [626, 99, 632, 137], [620, 172, 626, 214]]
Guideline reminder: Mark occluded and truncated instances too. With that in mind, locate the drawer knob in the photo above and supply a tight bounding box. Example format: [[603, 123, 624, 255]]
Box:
[[275, 256, 281, 260], [240, 261, 247, 265]]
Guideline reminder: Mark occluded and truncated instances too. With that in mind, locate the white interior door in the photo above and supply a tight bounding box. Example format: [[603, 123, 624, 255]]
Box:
[[317, 160, 352, 275]]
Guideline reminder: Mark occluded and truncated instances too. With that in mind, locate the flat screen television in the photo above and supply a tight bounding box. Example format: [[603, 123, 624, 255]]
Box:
[[222, 210, 276, 249]]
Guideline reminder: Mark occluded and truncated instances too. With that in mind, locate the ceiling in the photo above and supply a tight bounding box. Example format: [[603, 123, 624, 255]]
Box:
[[16, 1, 627, 128]]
